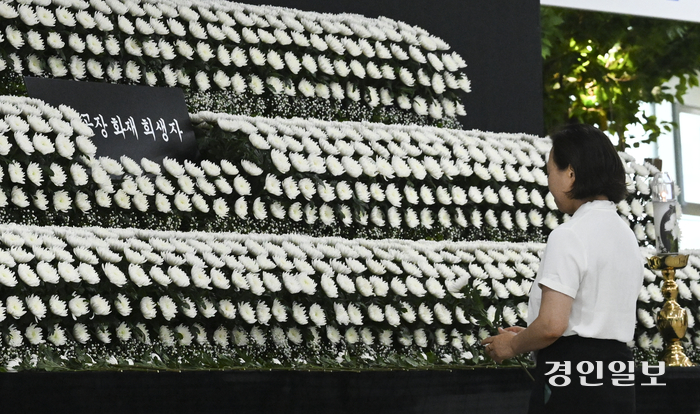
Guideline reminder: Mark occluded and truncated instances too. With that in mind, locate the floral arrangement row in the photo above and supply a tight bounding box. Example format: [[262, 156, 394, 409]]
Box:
[[192, 111, 564, 242], [0, 95, 661, 245], [0, 0, 469, 122], [0, 223, 538, 371], [0, 223, 698, 371]]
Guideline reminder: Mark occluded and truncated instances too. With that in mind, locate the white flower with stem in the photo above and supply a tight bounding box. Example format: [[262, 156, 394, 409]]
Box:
[[24, 162, 44, 186], [26, 295, 47, 320], [102, 263, 127, 287], [113, 293, 132, 317], [27, 30, 44, 51], [172, 192, 191, 212], [37, 261, 59, 284], [8, 162, 25, 184], [6, 26, 25, 49], [148, 192, 169, 213], [45, 295, 68, 318], [68, 295, 90, 318], [15, 132, 35, 155], [0, 135, 12, 156], [90, 295, 111, 316], [69, 55, 87, 79], [230, 197, 247, 218], [57, 262, 80, 283], [347, 303, 364, 326], [46, 324, 67, 347], [25, 324, 44, 345], [76, 263, 100, 285], [399, 301, 417, 323], [49, 163, 67, 186], [418, 303, 434, 324], [68, 163, 89, 186], [304, 303, 326, 327]]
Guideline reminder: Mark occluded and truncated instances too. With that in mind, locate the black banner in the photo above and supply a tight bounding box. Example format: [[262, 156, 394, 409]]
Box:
[[24, 77, 198, 163]]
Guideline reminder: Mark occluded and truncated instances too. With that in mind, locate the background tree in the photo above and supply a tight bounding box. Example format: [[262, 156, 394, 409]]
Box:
[[541, 7, 700, 149]]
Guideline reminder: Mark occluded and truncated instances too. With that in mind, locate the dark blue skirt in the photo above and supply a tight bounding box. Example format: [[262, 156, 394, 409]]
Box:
[[528, 335, 636, 414]]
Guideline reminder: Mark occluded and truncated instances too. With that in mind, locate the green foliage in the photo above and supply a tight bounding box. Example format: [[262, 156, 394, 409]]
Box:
[[542, 7, 700, 149]]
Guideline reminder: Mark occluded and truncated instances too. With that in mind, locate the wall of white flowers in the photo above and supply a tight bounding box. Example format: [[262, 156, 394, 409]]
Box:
[[0, 0, 697, 371]]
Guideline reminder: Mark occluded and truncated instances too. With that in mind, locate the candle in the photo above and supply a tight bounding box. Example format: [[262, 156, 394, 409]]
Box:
[[650, 172, 679, 254]]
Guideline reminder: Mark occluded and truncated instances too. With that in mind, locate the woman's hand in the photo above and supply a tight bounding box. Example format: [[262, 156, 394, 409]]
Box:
[[502, 326, 525, 334], [481, 327, 520, 363]]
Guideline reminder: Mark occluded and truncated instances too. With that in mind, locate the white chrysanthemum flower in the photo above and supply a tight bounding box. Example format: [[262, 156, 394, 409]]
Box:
[[510, 187, 529, 206], [330, 273, 355, 297], [287, 302, 307, 325], [46, 163, 67, 187], [398, 207, 416, 228], [89, 294, 111, 316], [378, 206, 397, 228], [528, 210, 544, 227], [102, 262, 127, 287], [40, 293, 68, 319], [55, 262, 79, 283], [650, 333, 664, 350], [634, 332, 652, 350], [433, 303, 452, 325], [192, 70, 210, 91], [629, 198, 644, 218], [44, 55, 68, 78], [617, 200, 632, 217], [413, 303, 432, 324], [107, 293, 131, 318], [363, 303, 383, 323], [230, 327, 249, 347], [25, 294, 47, 320], [24, 323, 44, 345], [111, 321, 132, 343], [208, 326, 228, 348], [403, 276, 426, 297], [195, 298, 216, 319], [320, 325, 340, 344], [352, 276, 373, 297], [67, 295, 90, 318], [46, 323, 67, 346], [346, 303, 363, 326], [8, 162, 25, 184], [637, 308, 656, 329], [425, 277, 446, 299], [169, 191, 190, 212], [15, 131, 36, 155], [36, 261, 60, 284], [329, 302, 349, 326], [305, 303, 326, 326], [93, 325, 111, 344], [49, 190, 72, 212], [6, 295, 29, 321], [0, 262, 19, 288], [418, 208, 433, 228], [162, 157, 185, 177]]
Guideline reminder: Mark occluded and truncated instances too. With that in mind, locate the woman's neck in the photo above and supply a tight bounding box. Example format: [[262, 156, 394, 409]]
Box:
[[569, 195, 609, 215]]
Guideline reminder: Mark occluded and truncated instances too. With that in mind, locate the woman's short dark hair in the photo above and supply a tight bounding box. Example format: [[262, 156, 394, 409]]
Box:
[[550, 124, 628, 203]]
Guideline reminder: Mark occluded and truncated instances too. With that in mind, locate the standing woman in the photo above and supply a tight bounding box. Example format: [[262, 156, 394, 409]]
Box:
[[481, 124, 644, 413]]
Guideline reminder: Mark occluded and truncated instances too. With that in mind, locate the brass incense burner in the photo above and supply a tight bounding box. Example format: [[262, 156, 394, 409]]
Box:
[[647, 254, 695, 367]]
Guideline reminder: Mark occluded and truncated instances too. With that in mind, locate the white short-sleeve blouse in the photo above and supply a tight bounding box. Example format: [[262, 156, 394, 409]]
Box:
[[526, 200, 644, 343]]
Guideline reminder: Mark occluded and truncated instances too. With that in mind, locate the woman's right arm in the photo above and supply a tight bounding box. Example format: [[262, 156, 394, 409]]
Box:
[[508, 285, 573, 354], [482, 285, 573, 363]]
